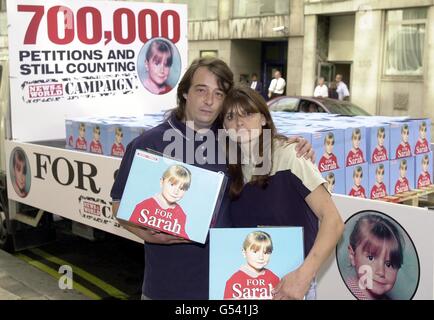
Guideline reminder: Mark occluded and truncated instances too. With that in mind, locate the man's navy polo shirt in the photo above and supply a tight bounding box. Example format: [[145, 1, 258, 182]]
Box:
[[111, 114, 230, 300]]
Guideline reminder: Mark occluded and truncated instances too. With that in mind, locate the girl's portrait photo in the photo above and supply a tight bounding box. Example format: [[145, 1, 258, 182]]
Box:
[[9, 147, 31, 198], [137, 37, 181, 95], [336, 211, 420, 300]]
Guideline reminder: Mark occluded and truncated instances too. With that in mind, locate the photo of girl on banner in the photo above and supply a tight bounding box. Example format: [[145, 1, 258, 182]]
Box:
[[137, 37, 181, 95], [9, 147, 31, 198], [336, 211, 420, 300]]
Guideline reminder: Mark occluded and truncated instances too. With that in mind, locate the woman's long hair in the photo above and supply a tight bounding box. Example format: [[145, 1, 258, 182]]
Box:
[[220, 85, 285, 199]]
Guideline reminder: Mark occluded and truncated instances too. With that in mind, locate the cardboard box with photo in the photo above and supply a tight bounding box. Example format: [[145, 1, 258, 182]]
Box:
[[365, 123, 391, 164], [72, 117, 94, 152], [390, 157, 415, 195], [389, 121, 416, 160], [410, 118, 431, 155], [321, 168, 345, 195], [65, 118, 74, 149], [85, 119, 106, 155], [415, 152, 433, 189], [368, 161, 390, 200], [345, 162, 369, 199], [313, 129, 345, 173], [342, 125, 367, 167]]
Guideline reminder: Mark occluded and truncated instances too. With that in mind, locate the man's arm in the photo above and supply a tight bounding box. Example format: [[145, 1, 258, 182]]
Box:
[[112, 202, 189, 245], [343, 83, 350, 99], [268, 79, 276, 98]]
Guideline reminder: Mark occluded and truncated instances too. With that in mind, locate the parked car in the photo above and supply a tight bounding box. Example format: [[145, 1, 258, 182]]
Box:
[[267, 96, 372, 116]]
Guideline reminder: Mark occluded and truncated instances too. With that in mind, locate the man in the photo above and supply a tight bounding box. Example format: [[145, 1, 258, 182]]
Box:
[[313, 77, 328, 98], [111, 57, 313, 300], [250, 73, 262, 94], [335, 74, 350, 101], [268, 70, 286, 99]]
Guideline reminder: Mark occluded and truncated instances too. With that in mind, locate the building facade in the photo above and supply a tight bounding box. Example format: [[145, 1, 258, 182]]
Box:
[[303, 0, 434, 129], [153, 0, 434, 132], [140, 0, 302, 98]]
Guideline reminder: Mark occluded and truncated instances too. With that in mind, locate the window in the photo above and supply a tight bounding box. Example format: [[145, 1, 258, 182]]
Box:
[[384, 8, 427, 76], [233, 0, 289, 18], [170, 0, 218, 21], [269, 97, 299, 112]]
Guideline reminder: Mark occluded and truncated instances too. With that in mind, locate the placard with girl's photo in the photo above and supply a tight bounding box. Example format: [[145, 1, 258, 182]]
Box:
[[116, 149, 227, 244], [209, 227, 304, 300]]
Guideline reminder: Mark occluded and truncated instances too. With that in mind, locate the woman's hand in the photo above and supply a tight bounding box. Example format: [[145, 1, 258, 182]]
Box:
[[272, 268, 313, 300]]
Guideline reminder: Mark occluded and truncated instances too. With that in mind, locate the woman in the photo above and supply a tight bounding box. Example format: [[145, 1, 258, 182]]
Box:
[[221, 85, 344, 300]]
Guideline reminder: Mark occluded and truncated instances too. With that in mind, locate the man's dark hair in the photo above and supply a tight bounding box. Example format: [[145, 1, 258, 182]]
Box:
[[173, 57, 234, 121]]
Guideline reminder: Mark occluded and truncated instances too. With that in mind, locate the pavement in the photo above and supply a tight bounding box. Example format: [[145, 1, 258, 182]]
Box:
[[0, 249, 89, 300]]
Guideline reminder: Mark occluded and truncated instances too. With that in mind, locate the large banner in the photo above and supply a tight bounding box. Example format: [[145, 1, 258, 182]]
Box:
[[5, 140, 141, 243], [317, 195, 434, 300], [6, 0, 187, 141], [6, 139, 434, 297]]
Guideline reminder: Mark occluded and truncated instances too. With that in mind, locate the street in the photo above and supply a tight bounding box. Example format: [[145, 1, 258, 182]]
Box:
[[8, 220, 144, 300]]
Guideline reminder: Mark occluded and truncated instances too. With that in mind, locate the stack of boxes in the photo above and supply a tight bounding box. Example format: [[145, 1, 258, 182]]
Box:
[[65, 114, 165, 157], [272, 113, 433, 199], [65, 112, 433, 199]]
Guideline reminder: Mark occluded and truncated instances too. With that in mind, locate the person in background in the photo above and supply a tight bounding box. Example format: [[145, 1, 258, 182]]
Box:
[[111, 127, 125, 157], [268, 70, 286, 100], [335, 74, 350, 101], [250, 73, 263, 96], [328, 81, 339, 100], [313, 77, 328, 98]]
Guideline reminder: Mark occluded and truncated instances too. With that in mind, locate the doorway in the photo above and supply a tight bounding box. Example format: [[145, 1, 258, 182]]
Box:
[[261, 41, 288, 99]]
